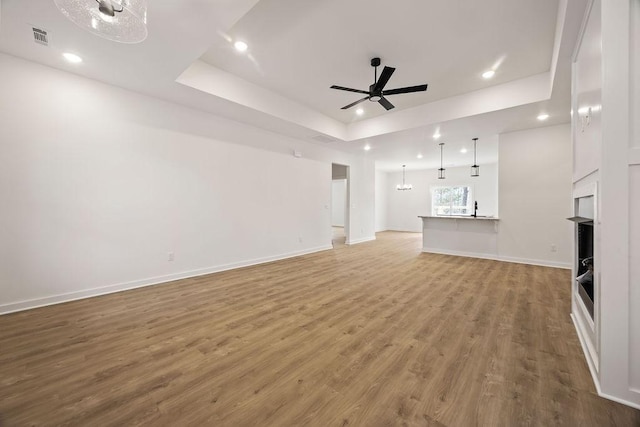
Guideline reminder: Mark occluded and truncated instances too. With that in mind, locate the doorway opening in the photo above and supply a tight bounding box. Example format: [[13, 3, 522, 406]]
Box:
[[331, 164, 349, 246]]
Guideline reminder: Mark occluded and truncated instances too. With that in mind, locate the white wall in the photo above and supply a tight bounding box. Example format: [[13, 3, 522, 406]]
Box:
[[630, 165, 640, 391], [597, 0, 639, 407], [374, 169, 388, 232], [498, 124, 573, 268], [0, 53, 376, 313], [630, 0, 640, 394], [384, 164, 499, 232], [331, 179, 346, 226], [345, 156, 376, 244]]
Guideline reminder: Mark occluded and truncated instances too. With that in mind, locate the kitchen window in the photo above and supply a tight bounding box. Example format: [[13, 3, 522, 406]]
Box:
[[431, 186, 473, 216]]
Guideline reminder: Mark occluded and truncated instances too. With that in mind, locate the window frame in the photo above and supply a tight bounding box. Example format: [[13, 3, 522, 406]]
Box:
[[430, 185, 474, 216]]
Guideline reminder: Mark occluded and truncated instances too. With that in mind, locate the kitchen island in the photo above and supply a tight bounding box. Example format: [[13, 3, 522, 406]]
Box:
[[418, 215, 500, 259]]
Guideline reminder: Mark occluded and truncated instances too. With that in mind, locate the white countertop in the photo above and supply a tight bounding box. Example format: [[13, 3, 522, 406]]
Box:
[[418, 215, 499, 220]]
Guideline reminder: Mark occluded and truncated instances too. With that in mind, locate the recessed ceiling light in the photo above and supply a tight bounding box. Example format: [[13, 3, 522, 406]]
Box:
[[433, 132, 441, 139], [63, 52, 82, 63], [234, 41, 248, 52], [417, 154, 423, 159], [537, 113, 549, 121], [355, 108, 364, 116], [364, 145, 371, 151], [460, 148, 468, 153], [482, 70, 495, 79]]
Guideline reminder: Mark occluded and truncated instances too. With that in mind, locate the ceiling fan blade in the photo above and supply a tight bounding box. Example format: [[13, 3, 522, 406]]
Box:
[[378, 97, 395, 110], [373, 66, 395, 92], [330, 85, 370, 95], [383, 84, 429, 96], [341, 96, 370, 110]]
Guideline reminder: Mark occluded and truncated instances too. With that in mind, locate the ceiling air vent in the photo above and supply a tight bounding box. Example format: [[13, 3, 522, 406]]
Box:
[[311, 135, 338, 144], [32, 27, 49, 46]]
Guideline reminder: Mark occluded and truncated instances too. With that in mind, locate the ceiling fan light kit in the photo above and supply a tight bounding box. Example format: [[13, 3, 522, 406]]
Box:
[[330, 57, 428, 111], [54, 0, 149, 43]]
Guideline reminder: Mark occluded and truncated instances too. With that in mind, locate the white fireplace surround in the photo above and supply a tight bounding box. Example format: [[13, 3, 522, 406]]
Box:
[[570, 181, 599, 377]]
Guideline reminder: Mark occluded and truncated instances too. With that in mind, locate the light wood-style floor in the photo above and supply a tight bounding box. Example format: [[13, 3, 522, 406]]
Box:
[[1, 232, 639, 426]]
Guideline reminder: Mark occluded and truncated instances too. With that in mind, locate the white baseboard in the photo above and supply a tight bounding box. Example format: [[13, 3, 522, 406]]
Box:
[[570, 315, 640, 410], [346, 236, 376, 245], [497, 255, 572, 269], [422, 247, 499, 262], [598, 391, 640, 410], [0, 244, 333, 315], [421, 247, 571, 269]]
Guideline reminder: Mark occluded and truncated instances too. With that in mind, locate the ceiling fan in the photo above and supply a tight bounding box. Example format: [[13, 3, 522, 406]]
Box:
[[330, 57, 428, 111]]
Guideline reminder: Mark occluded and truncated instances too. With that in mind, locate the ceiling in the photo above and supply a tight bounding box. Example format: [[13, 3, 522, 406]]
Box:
[[0, 0, 587, 171], [201, 0, 558, 123]]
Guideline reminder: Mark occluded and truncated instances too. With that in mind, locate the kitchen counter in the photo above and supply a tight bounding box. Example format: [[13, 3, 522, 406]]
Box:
[[418, 215, 499, 259], [418, 215, 499, 220]]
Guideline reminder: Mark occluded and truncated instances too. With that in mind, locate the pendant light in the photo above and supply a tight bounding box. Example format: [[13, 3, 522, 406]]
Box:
[[438, 143, 445, 179], [54, 0, 149, 44], [471, 137, 480, 177], [396, 165, 413, 190]]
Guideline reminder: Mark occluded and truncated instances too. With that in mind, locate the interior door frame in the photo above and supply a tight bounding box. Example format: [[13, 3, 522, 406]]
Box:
[[331, 163, 350, 244]]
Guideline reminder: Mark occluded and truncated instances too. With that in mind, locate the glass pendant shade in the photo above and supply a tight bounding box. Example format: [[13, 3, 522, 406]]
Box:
[[54, 0, 148, 43], [397, 165, 413, 190], [470, 137, 480, 177], [438, 143, 445, 179]]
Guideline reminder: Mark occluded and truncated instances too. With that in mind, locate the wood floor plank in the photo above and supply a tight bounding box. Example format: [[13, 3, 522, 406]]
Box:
[[1, 231, 638, 426]]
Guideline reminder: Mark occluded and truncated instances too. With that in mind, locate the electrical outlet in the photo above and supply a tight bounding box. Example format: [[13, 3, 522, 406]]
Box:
[[168, 252, 175, 261], [550, 244, 557, 253]]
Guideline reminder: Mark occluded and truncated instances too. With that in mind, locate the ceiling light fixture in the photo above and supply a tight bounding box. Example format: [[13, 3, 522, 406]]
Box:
[[433, 132, 441, 140], [397, 165, 413, 191], [417, 153, 423, 159], [355, 108, 364, 116], [63, 52, 83, 63], [364, 144, 371, 151], [54, 0, 148, 44], [460, 148, 467, 154], [537, 113, 549, 121], [234, 41, 248, 52], [330, 57, 429, 112], [482, 70, 495, 79], [471, 138, 480, 177], [438, 143, 446, 179]]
